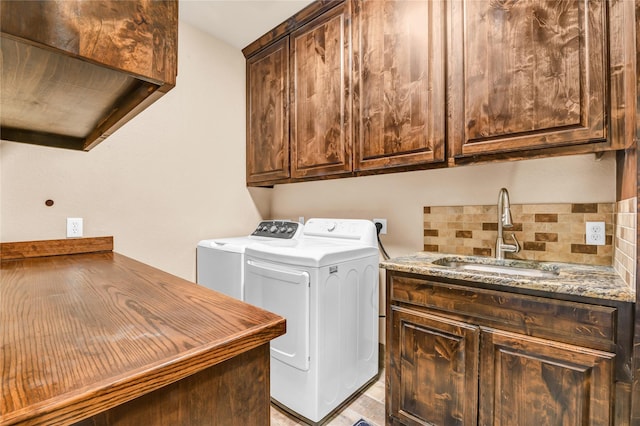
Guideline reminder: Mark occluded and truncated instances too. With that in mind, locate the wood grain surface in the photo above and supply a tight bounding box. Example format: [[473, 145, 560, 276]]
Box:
[[0, 0, 177, 84], [0, 252, 285, 425], [242, 0, 344, 58], [352, 0, 446, 171], [480, 329, 614, 426], [246, 37, 290, 185], [0, 0, 177, 151], [290, 1, 352, 179], [389, 306, 479, 426], [608, 0, 637, 152], [387, 270, 634, 425], [0, 237, 113, 261], [76, 345, 272, 426], [449, 0, 607, 157]]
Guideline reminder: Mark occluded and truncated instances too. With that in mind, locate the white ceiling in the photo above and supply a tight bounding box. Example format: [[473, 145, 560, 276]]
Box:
[[179, 0, 315, 49]]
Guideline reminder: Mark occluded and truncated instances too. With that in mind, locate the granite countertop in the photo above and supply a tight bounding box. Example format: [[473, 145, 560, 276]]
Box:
[[381, 252, 635, 303]]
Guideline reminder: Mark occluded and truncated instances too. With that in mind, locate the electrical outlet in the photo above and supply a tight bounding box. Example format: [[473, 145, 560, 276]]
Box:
[[373, 218, 387, 235], [585, 221, 605, 245], [67, 218, 83, 238]]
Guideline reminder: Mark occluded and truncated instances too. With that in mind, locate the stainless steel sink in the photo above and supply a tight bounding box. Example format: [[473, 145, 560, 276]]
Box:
[[432, 258, 559, 278]]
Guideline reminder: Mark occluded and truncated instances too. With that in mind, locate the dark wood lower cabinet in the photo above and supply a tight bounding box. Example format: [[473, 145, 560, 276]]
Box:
[[388, 307, 479, 425], [386, 271, 632, 426], [480, 329, 614, 426]]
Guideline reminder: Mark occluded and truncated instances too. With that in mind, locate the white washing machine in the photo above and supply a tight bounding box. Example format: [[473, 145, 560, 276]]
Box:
[[244, 218, 379, 424], [196, 220, 302, 300]]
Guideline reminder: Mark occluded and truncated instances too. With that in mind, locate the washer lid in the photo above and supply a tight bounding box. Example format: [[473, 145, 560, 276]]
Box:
[[197, 233, 304, 254], [245, 240, 379, 267], [197, 236, 256, 254]]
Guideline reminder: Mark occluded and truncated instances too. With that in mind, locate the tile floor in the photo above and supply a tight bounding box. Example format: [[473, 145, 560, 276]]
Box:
[[270, 369, 385, 426]]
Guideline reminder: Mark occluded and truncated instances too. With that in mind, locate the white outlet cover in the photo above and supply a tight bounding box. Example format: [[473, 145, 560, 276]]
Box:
[[67, 218, 83, 238], [585, 221, 605, 246], [373, 218, 387, 235]]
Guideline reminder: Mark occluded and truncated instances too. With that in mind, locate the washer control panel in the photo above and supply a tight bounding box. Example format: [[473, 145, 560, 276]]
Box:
[[251, 220, 301, 239]]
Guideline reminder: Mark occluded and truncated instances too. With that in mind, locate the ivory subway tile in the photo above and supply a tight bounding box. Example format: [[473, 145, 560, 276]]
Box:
[[518, 213, 535, 223], [522, 204, 572, 214], [585, 212, 613, 222], [474, 230, 497, 241], [599, 203, 615, 213], [463, 222, 484, 231], [546, 243, 573, 253], [463, 205, 483, 214], [618, 213, 635, 228], [601, 244, 614, 257]]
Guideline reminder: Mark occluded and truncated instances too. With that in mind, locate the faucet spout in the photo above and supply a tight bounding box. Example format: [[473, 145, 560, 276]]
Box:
[[496, 188, 520, 260]]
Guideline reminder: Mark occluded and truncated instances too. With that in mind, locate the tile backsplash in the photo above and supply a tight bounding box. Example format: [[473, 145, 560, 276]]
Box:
[[423, 200, 637, 289], [424, 203, 616, 265], [614, 198, 637, 289]]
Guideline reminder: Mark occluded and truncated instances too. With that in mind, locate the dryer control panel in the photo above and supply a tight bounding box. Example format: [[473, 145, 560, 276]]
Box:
[[303, 218, 378, 247], [251, 220, 301, 239]]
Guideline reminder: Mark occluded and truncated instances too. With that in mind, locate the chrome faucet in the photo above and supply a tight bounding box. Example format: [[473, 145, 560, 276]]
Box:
[[495, 188, 520, 260]]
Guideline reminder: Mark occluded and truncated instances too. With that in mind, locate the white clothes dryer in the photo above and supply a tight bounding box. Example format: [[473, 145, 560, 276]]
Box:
[[196, 220, 302, 300], [244, 218, 380, 424]]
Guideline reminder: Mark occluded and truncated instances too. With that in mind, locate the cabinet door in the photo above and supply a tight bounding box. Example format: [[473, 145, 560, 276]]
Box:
[[290, 2, 352, 179], [246, 38, 290, 185], [388, 306, 479, 426], [352, 0, 446, 171], [449, 0, 607, 157], [479, 329, 615, 426]]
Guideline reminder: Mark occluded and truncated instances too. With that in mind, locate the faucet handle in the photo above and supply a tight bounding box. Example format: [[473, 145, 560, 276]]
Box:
[[508, 233, 520, 253]]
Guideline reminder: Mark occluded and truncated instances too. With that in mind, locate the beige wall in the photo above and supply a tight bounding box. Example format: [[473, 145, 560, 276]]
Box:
[[0, 22, 271, 280], [271, 153, 617, 258], [1, 21, 618, 283]]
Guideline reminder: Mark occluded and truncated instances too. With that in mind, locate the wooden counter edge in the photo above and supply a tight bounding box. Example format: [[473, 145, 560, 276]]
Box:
[[2, 314, 286, 426], [0, 236, 113, 260], [0, 240, 286, 425]]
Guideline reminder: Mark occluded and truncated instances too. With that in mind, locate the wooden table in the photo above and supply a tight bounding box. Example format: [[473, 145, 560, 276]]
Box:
[[1, 237, 285, 425]]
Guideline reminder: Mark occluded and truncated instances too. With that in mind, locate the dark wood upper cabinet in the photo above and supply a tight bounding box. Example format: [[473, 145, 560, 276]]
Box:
[[290, 1, 352, 179], [448, 0, 607, 157], [246, 38, 290, 185], [243, 0, 637, 185], [352, 0, 446, 171], [0, 0, 177, 151]]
